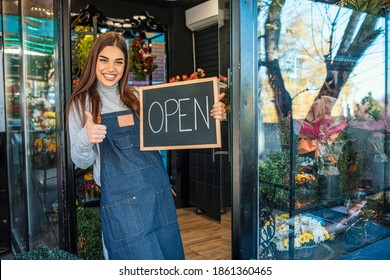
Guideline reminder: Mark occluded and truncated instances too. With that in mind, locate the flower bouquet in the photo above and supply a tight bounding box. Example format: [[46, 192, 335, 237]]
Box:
[[295, 172, 317, 209], [297, 96, 347, 173], [348, 97, 390, 162], [129, 36, 158, 80], [168, 68, 206, 83], [81, 171, 101, 202], [264, 213, 334, 259]]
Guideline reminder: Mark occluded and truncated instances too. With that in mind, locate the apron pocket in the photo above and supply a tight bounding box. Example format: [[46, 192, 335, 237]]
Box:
[[114, 134, 153, 173], [157, 187, 178, 225], [103, 196, 145, 242]]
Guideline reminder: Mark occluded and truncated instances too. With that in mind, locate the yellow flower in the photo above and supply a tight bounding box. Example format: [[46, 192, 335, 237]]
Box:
[[283, 238, 289, 248], [305, 232, 314, 241], [298, 234, 306, 244], [44, 111, 56, 118], [322, 227, 331, 240], [84, 172, 94, 181]]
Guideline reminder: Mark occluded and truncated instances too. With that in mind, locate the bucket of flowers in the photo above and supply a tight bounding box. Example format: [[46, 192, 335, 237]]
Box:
[[295, 171, 317, 209], [81, 171, 101, 203], [263, 213, 334, 259]]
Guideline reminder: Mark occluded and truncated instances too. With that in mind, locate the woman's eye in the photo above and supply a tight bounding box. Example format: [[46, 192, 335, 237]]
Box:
[[99, 58, 108, 63], [116, 61, 124, 65]]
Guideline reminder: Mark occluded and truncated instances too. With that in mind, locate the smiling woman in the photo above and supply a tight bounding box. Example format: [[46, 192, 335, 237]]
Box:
[[65, 31, 226, 260], [95, 46, 125, 87]]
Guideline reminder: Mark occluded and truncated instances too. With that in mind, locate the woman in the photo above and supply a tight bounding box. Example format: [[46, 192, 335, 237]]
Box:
[[66, 32, 226, 260]]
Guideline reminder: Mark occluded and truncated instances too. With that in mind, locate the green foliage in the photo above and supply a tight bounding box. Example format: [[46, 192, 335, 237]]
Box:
[[14, 245, 81, 260], [336, 0, 389, 17], [259, 149, 290, 184], [72, 26, 95, 78], [259, 149, 291, 209], [338, 138, 365, 196], [77, 207, 104, 260], [360, 92, 384, 120]]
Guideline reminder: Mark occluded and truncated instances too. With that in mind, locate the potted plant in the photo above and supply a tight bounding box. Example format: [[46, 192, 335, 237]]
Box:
[[77, 207, 104, 260], [340, 199, 376, 246]]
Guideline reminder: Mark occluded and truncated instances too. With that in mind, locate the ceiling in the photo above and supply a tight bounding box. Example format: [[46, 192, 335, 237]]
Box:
[[125, 0, 208, 9]]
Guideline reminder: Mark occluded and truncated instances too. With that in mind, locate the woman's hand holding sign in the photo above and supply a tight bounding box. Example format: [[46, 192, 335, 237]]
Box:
[[211, 93, 227, 121]]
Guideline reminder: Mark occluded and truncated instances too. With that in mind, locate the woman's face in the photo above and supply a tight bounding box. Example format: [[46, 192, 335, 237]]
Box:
[[95, 45, 125, 87]]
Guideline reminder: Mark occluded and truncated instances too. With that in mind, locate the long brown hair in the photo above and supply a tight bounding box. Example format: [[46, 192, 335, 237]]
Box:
[[66, 31, 140, 125]]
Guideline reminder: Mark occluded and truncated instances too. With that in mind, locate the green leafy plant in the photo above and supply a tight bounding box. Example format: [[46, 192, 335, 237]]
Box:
[[77, 207, 104, 260], [259, 150, 291, 208], [259, 150, 290, 185], [72, 26, 94, 79], [14, 245, 81, 260]]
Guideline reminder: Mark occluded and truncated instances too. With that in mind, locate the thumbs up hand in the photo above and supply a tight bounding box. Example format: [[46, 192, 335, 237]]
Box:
[[85, 111, 107, 144]]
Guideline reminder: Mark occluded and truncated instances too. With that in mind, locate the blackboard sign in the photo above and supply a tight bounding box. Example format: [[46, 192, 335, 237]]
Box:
[[139, 77, 221, 151]]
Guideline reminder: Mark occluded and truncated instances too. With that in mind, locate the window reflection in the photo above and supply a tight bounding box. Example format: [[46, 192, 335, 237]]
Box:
[[258, 0, 389, 259], [4, 0, 59, 251], [22, 0, 59, 249]]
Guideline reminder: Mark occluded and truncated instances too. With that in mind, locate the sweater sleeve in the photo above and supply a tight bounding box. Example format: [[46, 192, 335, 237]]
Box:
[[68, 104, 97, 169]]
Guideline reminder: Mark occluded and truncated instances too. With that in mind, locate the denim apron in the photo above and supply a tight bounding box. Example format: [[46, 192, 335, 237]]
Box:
[[99, 109, 184, 260]]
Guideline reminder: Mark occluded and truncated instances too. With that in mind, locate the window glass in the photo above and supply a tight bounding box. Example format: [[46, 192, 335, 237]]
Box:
[[258, 0, 389, 259], [22, 0, 59, 248]]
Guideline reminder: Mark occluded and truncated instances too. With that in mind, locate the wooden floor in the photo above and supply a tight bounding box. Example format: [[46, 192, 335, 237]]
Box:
[[1, 207, 230, 260], [177, 207, 231, 260]]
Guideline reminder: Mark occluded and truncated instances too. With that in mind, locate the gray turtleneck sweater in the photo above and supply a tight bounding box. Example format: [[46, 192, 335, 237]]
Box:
[[68, 81, 128, 185]]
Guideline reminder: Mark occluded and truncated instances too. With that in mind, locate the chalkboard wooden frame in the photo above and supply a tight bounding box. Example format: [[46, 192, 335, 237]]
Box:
[[139, 77, 221, 151]]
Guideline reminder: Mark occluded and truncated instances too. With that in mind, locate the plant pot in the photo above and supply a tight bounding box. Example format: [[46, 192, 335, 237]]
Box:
[[371, 155, 386, 192], [342, 219, 368, 246], [317, 174, 340, 202]]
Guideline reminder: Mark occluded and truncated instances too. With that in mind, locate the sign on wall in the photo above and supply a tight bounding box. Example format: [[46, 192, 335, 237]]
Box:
[[139, 77, 221, 151]]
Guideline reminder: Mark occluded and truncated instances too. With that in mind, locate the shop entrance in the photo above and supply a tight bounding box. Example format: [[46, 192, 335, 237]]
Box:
[[69, 0, 232, 260]]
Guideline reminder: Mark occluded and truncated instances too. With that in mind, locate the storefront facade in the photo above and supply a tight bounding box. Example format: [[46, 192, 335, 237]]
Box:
[[1, 0, 390, 260]]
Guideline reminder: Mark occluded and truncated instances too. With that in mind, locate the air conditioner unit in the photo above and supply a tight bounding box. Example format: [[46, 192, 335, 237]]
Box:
[[185, 0, 223, 31]]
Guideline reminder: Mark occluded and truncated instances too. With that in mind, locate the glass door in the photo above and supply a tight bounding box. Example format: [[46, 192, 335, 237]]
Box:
[[258, 0, 389, 259], [3, 0, 61, 252]]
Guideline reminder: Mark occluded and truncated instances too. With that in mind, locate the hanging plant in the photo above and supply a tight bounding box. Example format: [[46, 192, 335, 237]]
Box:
[[129, 36, 158, 80]]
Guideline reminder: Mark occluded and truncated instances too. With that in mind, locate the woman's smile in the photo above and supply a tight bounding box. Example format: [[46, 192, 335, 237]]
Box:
[[96, 45, 125, 87]]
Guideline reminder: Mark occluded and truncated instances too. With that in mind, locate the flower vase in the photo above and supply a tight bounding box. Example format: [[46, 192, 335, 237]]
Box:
[[316, 143, 341, 203], [85, 192, 93, 202], [317, 173, 340, 203], [342, 219, 368, 246], [371, 154, 386, 192], [86, 190, 99, 202], [134, 75, 146, 81]]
